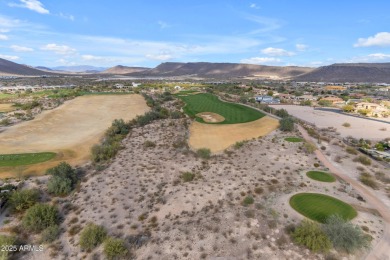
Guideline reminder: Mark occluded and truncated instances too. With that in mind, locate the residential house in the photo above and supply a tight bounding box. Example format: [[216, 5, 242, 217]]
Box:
[[355, 102, 389, 118]]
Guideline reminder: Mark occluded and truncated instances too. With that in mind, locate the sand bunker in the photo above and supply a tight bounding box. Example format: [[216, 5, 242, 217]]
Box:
[[0, 103, 15, 112], [0, 94, 149, 177], [189, 116, 279, 152], [196, 112, 225, 123]]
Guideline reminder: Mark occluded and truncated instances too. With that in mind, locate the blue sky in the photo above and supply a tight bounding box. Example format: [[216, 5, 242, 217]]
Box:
[[0, 0, 390, 68]]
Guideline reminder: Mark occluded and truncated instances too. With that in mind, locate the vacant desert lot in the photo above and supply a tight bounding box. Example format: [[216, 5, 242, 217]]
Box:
[[0, 94, 149, 177], [272, 105, 389, 140], [189, 116, 279, 152]]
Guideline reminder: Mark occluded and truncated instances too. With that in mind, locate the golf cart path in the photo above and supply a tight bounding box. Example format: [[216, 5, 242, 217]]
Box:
[[298, 125, 390, 260]]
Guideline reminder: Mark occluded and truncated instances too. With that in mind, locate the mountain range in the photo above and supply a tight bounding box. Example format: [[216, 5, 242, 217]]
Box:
[[1, 57, 390, 83]]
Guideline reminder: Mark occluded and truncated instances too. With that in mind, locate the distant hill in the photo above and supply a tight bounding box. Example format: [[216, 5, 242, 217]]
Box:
[[295, 63, 390, 83], [0, 58, 50, 76], [51, 65, 107, 73], [129, 62, 313, 79], [102, 65, 150, 75], [35, 66, 54, 71]]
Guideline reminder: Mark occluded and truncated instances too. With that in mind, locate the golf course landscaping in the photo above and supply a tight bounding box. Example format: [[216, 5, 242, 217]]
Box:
[[284, 137, 303, 142], [290, 193, 357, 223], [176, 93, 264, 124], [306, 170, 336, 182], [0, 152, 57, 167]]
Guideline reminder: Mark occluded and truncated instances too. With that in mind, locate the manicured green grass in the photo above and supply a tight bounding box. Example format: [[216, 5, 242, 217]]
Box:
[[284, 137, 303, 142], [0, 152, 56, 167], [306, 171, 336, 182], [290, 193, 357, 223], [176, 93, 264, 124]]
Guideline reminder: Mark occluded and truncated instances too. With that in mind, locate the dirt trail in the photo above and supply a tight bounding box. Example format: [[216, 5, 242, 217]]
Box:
[[298, 125, 390, 260]]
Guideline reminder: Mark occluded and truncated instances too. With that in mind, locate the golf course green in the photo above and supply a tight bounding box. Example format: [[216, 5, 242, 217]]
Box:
[[176, 93, 264, 124], [0, 152, 57, 167], [290, 193, 357, 223], [306, 171, 336, 182]]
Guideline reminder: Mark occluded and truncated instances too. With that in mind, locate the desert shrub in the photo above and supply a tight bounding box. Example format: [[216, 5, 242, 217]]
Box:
[[342, 122, 351, 127], [318, 100, 333, 107], [353, 155, 371, 166], [0, 118, 11, 126], [0, 235, 17, 260], [23, 204, 59, 233], [275, 109, 289, 118], [323, 215, 370, 253], [104, 237, 129, 260], [254, 187, 264, 194], [242, 196, 254, 206], [8, 188, 39, 212], [375, 171, 390, 184], [292, 220, 332, 253], [143, 140, 156, 148], [170, 110, 184, 119], [359, 172, 378, 189], [181, 172, 195, 182], [79, 223, 107, 250], [106, 119, 130, 136], [279, 117, 294, 132], [197, 148, 211, 159], [47, 162, 78, 196], [233, 141, 246, 149], [303, 142, 317, 154], [41, 224, 60, 243], [346, 147, 358, 155], [91, 141, 121, 163]]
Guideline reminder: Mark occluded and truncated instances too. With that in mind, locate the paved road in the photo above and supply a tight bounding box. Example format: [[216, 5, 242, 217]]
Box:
[[298, 125, 390, 260]]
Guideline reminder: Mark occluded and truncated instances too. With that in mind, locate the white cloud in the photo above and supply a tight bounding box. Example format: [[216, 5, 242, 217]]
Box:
[[250, 3, 260, 9], [145, 53, 173, 61], [0, 34, 8, 40], [59, 13, 75, 21], [10, 45, 33, 52], [41, 44, 76, 55], [157, 21, 169, 29], [244, 14, 281, 34], [0, 54, 19, 60], [8, 0, 49, 14], [347, 53, 390, 63], [261, 47, 294, 56], [240, 57, 281, 65], [354, 32, 390, 47], [296, 44, 308, 51], [367, 53, 390, 60]]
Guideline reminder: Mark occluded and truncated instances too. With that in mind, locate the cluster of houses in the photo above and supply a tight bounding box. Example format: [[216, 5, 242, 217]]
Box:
[[0, 85, 76, 93]]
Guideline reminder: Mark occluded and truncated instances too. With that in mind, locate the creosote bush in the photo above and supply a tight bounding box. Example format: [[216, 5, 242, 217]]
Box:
[[8, 188, 39, 212], [79, 223, 107, 250], [22, 203, 60, 233], [47, 162, 78, 196], [279, 117, 294, 132], [196, 148, 211, 159], [104, 237, 129, 260], [292, 220, 332, 253]]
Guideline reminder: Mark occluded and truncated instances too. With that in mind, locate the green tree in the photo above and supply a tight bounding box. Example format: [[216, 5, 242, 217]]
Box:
[[342, 105, 355, 113], [104, 237, 129, 260], [8, 189, 39, 212], [22, 204, 59, 233], [323, 215, 371, 253], [275, 109, 289, 118], [279, 117, 294, 132], [267, 90, 274, 96], [46, 162, 77, 196], [79, 223, 107, 250], [292, 219, 332, 253]]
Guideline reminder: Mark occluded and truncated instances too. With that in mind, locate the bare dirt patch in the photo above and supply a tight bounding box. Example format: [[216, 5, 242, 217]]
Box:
[[0, 103, 14, 112], [0, 94, 149, 177], [195, 112, 225, 123], [189, 116, 279, 152]]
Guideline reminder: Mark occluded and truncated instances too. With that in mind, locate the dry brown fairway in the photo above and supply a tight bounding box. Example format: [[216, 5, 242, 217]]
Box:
[[0, 103, 15, 112], [0, 94, 149, 177], [189, 116, 279, 152]]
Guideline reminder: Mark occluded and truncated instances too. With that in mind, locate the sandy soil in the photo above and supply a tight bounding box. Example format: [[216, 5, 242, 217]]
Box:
[[189, 116, 279, 152], [0, 94, 149, 177], [272, 105, 389, 140], [195, 112, 225, 123], [0, 103, 14, 112]]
